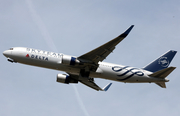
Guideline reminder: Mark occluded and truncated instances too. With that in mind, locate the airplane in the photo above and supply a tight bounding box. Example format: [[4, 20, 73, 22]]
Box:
[[3, 25, 177, 91]]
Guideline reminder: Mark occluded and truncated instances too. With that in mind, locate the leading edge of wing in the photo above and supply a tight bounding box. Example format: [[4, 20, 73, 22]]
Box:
[[78, 25, 134, 64]]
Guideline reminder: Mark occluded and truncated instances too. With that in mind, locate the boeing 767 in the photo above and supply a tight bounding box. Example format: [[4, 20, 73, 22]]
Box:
[[3, 25, 177, 91]]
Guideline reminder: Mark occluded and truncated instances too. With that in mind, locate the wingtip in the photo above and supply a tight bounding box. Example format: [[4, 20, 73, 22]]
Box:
[[170, 50, 177, 54], [119, 25, 134, 38], [102, 83, 112, 91], [124, 25, 134, 35]]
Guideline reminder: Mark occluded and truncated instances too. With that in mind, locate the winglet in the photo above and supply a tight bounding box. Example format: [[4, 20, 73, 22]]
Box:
[[119, 25, 134, 38], [102, 83, 112, 91]]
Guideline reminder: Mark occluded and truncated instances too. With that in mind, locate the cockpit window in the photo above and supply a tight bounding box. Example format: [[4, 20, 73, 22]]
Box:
[[9, 48, 13, 50]]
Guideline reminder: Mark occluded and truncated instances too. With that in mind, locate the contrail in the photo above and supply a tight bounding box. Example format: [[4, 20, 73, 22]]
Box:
[[73, 85, 90, 116], [26, 0, 58, 52], [26, 0, 90, 116]]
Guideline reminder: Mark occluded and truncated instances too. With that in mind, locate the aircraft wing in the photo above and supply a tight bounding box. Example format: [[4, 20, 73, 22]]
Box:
[[80, 80, 112, 91], [71, 25, 133, 91], [79, 80, 103, 91], [78, 25, 134, 64], [69, 74, 112, 91]]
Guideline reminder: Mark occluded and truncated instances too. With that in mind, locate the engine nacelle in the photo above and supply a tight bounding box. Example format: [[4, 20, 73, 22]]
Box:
[[56, 74, 78, 84], [61, 54, 80, 65]]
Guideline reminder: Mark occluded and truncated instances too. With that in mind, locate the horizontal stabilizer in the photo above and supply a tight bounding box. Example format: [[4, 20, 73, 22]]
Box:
[[149, 67, 176, 78], [155, 82, 166, 88]]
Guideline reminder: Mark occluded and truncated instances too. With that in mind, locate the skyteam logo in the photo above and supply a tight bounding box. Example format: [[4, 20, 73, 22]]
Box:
[[112, 66, 144, 81], [158, 57, 169, 67]]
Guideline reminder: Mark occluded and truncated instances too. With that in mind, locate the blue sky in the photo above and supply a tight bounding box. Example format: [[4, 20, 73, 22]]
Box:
[[1, 0, 180, 116]]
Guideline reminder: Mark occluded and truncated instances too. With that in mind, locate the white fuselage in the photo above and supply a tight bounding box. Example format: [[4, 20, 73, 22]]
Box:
[[3, 47, 167, 83]]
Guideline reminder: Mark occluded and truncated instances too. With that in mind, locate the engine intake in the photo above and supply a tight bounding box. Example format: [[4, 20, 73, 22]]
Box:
[[56, 74, 78, 84]]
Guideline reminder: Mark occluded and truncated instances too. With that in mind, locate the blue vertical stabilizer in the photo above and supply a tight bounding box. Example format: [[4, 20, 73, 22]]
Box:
[[143, 50, 177, 72]]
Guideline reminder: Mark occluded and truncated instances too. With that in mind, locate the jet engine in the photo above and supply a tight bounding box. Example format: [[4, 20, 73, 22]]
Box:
[[56, 74, 78, 84], [61, 54, 80, 65]]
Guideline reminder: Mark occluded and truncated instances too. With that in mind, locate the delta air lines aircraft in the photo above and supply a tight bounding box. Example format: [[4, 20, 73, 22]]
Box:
[[3, 25, 177, 91]]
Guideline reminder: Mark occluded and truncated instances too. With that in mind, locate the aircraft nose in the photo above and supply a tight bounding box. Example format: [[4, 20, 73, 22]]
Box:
[[3, 50, 11, 57]]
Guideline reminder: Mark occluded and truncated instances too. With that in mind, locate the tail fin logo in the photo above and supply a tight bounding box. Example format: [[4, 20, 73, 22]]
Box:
[[158, 57, 169, 67]]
